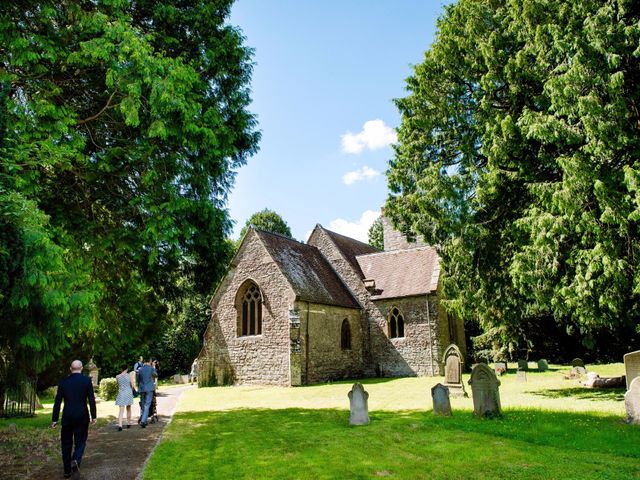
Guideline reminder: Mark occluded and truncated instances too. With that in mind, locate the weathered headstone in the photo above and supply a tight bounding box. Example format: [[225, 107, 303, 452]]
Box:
[[537, 359, 549, 372], [517, 359, 528, 371], [442, 344, 467, 397], [624, 350, 640, 391], [8, 423, 17, 434], [83, 358, 99, 387], [468, 363, 502, 418], [571, 366, 586, 376], [571, 358, 585, 368], [625, 377, 640, 425], [348, 383, 370, 425], [517, 369, 527, 382], [494, 362, 507, 376], [431, 383, 452, 416]]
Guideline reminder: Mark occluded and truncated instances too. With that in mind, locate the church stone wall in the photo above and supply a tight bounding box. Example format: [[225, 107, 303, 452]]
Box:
[[200, 230, 295, 386], [308, 228, 442, 378], [298, 302, 364, 384], [382, 217, 425, 251], [372, 295, 442, 377]]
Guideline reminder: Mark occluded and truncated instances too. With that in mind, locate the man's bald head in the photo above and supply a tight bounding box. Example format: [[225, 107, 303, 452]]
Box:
[[70, 360, 83, 372]]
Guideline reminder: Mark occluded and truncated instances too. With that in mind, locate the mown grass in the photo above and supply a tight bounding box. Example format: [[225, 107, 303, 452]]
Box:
[[143, 363, 639, 480]]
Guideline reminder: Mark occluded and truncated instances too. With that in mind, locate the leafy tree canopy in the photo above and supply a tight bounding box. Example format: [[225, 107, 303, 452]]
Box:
[[368, 217, 384, 250], [238, 209, 292, 240], [0, 0, 259, 376], [386, 0, 640, 360]]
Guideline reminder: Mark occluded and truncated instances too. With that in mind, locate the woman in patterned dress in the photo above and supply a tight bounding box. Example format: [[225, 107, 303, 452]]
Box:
[[115, 365, 134, 431]]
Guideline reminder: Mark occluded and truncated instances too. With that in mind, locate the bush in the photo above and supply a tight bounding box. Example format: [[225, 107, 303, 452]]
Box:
[[99, 377, 118, 401]]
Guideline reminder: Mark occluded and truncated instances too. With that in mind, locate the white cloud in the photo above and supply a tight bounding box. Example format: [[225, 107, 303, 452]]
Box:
[[341, 119, 397, 154], [328, 210, 380, 243], [342, 166, 381, 185]]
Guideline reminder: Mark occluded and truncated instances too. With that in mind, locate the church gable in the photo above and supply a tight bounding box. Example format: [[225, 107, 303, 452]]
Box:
[[201, 228, 297, 386], [199, 220, 464, 386], [255, 229, 359, 309]]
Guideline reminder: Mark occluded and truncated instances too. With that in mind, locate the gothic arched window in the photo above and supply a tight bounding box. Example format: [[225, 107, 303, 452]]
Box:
[[389, 307, 405, 338], [238, 282, 263, 336], [341, 319, 351, 350]]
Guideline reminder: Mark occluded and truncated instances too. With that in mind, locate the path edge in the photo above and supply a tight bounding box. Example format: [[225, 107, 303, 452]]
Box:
[[134, 385, 193, 480]]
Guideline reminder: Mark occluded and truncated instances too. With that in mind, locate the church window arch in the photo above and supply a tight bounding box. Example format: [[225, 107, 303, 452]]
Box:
[[388, 307, 405, 338], [341, 319, 351, 350], [237, 281, 263, 336]]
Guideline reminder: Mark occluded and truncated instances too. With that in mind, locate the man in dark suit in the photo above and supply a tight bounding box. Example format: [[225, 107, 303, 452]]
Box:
[[136, 359, 157, 427], [51, 360, 97, 478]]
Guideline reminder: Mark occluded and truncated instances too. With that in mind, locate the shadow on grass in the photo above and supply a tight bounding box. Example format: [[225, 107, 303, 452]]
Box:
[[145, 407, 640, 480], [529, 387, 626, 402], [172, 407, 639, 458], [303, 376, 401, 387]]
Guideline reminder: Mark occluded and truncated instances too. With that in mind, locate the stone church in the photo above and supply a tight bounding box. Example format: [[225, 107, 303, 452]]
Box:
[[198, 217, 465, 386]]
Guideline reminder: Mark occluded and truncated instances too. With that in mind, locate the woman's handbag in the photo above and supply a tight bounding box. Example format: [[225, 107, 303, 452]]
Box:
[[132, 386, 139, 398]]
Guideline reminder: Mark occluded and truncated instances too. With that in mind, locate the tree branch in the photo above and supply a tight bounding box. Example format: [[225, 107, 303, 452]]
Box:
[[76, 90, 117, 125]]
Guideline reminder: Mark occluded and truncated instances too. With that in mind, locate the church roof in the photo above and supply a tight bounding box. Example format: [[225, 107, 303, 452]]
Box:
[[255, 229, 360, 309], [320, 227, 380, 278], [356, 246, 440, 300]]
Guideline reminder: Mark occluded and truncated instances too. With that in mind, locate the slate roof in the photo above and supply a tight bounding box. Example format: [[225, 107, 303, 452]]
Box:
[[356, 246, 440, 300], [255, 229, 360, 309], [320, 227, 380, 278]]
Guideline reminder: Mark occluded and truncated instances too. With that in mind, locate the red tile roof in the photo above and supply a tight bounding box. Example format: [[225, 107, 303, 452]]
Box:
[[356, 246, 440, 299]]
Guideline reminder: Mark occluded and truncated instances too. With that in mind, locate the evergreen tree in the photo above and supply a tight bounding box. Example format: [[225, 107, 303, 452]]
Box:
[[368, 217, 384, 250], [386, 0, 640, 359], [0, 0, 259, 374]]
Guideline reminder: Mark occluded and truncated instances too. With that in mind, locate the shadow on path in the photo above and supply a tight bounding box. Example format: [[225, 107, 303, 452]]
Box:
[[31, 385, 193, 480]]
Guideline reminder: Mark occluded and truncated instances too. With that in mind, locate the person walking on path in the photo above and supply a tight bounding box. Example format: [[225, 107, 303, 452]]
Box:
[[115, 365, 135, 431], [51, 360, 97, 478], [133, 355, 144, 373], [136, 359, 157, 427]]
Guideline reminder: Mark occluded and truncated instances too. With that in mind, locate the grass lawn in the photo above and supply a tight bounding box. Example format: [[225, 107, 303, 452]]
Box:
[[143, 363, 639, 480]]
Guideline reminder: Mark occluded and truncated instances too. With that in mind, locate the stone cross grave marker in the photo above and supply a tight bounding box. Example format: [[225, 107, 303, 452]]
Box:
[[517, 359, 528, 371], [537, 359, 549, 372], [624, 350, 640, 391], [468, 363, 502, 418], [625, 377, 640, 425], [494, 362, 507, 376], [442, 344, 467, 397], [431, 383, 452, 416], [348, 383, 370, 425]]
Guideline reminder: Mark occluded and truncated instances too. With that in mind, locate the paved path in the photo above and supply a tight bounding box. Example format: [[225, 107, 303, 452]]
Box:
[[32, 385, 193, 480]]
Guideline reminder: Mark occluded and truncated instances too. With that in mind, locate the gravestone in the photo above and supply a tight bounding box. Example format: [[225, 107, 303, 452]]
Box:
[[83, 358, 99, 387], [571, 366, 586, 376], [431, 383, 452, 416], [537, 359, 549, 372], [348, 383, 370, 425], [442, 344, 467, 397], [571, 358, 585, 368], [468, 363, 502, 418], [517, 359, 528, 371], [623, 350, 640, 390], [625, 377, 640, 425], [517, 369, 527, 382], [494, 362, 507, 376]]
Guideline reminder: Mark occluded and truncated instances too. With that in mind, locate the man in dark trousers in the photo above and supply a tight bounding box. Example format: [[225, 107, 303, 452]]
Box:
[[136, 358, 157, 427], [51, 360, 97, 478]]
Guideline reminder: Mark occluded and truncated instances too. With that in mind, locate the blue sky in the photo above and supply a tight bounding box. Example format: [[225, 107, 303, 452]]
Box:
[[227, 1, 451, 242]]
